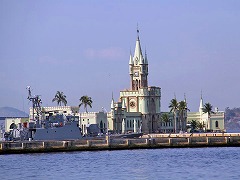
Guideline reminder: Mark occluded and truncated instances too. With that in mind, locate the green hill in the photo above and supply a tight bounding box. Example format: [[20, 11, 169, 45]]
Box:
[[225, 107, 240, 131]]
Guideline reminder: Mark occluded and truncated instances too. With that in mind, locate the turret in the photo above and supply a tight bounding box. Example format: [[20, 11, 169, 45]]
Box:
[[144, 49, 148, 64], [111, 98, 115, 109], [129, 53, 133, 66], [122, 98, 126, 109], [129, 52, 133, 75]]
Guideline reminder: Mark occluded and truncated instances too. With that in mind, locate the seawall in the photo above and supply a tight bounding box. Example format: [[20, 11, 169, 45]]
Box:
[[1, 133, 240, 154]]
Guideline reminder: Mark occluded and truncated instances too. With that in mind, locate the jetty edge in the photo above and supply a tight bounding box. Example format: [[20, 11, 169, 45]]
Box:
[[1, 133, 240, 154]]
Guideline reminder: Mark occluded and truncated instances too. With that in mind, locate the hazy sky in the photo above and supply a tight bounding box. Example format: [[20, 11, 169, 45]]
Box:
[[1, 1, 240, 113]]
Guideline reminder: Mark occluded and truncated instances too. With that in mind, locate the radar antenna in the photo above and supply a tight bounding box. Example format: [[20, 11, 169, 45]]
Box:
[[26, 86, 42, 121]]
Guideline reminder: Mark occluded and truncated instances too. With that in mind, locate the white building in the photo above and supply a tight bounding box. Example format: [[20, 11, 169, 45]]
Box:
[[29, 106, 79, 121], [79, 111, 108, 135], [187, 97, 225, 132], [5, 117, 29, 132]]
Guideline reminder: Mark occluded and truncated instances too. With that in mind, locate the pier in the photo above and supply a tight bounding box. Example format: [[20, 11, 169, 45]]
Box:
[[1, 133, 240, 154]]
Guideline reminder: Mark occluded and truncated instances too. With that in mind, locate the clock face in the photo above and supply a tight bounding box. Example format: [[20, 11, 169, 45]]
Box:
[[129, 101, 136, 108], [134, 71, 139, 77]]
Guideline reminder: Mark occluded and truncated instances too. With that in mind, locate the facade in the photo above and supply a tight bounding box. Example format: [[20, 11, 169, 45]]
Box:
[[160, 109, 188, 133], [187, 97, 225, 132], [159, 112, 174, 133], [29, 106, 79, 121], [5, 117, 29, 132], [80, 111, 107, 135], [108, 31, 161, 134]]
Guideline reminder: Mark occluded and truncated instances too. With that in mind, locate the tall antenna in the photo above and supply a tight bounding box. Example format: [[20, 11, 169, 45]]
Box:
[[27, 86, 42, 121]]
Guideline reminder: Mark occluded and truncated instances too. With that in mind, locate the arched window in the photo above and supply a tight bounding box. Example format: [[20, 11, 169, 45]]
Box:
[[10, 123, 17, 129], [139, 80, 141, 88], [136, 80, 138, 90], [215, 121, 219, 128]]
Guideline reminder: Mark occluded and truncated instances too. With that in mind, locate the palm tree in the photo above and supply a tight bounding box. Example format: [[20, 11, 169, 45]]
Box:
[[197, 121, 205, 131], [178, 101, 190, 131], [202, 102, 214, 131], [79, 95, 93, 113], [169, 98, 178, 133], [161, 113, 170, 133], [52, 91, 67, 106], [190, 120, 197, 131]]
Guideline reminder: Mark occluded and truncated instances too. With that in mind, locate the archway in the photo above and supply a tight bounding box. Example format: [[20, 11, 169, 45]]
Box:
[[100, 120, 103, 133], [10, 123, 17, 129]]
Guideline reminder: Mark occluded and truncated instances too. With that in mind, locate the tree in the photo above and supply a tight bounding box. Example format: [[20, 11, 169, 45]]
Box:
[[161, 113, 170, 123], [52, 91, 67, 106], [161, 113, 170, 133], [202, 102, 214, 130], [178, 101, 190, 131], [169, 98, 178, 133], [190, 120, 197, 130], [79, 95, 93, 113], [196, 121, 205, 130]]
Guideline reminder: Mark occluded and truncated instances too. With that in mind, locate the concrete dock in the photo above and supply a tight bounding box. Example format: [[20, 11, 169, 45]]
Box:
[[1, 133, 240, 154]]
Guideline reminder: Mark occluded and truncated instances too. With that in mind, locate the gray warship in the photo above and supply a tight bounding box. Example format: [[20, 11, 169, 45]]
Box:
[[4, 87, 82, 141]]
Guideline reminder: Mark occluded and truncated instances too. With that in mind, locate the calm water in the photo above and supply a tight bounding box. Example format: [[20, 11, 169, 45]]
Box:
[[1, 147, 240, 180]]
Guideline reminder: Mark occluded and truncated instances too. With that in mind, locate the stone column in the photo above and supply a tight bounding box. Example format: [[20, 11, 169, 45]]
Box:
[[122, 118, 126, 134], [134, 119, 137, 133]]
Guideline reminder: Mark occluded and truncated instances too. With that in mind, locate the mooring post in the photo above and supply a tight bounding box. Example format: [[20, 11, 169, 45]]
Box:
[[206, 137, 210, 145], [87, 140, 92, 147]]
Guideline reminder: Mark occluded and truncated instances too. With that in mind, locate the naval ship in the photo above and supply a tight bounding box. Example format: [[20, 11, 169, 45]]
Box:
[[4, 87, 82, 141]]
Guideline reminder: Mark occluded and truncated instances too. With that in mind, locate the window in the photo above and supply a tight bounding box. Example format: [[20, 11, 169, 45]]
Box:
[[215, 121, 219, 128]]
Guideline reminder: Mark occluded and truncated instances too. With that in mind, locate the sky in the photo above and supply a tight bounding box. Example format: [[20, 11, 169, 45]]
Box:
[[0, 0, 240, 113]]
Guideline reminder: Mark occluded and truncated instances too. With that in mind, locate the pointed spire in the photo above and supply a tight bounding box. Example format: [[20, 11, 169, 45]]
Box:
[[134, 27, 144, 64], [129, 49, 133, 65], [111, 92, 114, 109], [199, 91, 203, 113], [122, 98, 126, 109]]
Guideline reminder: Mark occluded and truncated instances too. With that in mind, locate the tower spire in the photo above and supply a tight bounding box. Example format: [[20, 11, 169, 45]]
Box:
[[111, 92, 114, 109], [129, 49, 133, 65], [137, 23, 139, 40], [199, 90, 204, 113]]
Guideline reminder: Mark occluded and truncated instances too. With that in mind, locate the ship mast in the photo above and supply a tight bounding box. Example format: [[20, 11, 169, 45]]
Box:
[[27, 86, 42, 121]]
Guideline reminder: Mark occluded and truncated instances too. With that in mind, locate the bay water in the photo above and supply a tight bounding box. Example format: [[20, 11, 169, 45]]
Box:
[[0, 147, 240, 180]]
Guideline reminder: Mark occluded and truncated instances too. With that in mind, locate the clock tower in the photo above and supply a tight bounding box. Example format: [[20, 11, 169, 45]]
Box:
[[129, 30, 148, 90], [109, 29, 161, 134]]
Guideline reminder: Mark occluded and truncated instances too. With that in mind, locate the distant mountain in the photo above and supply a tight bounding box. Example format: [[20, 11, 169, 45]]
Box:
[[225, 107, 240, 131], [0, 107, 28, 118]]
